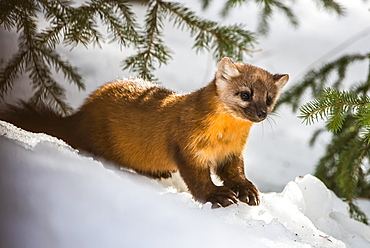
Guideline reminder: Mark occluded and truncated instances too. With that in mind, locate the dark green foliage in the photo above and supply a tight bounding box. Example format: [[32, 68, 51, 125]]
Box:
[[123, 0, 257, 80], [253, 0, 299, 35], [122, 0, 173, 81], [314, 0, 345, 14], [278, 53, 370, 110], [159, 0, 255, 60], [0, 0, 345, 113], [0, 0, 86, 114], [0, 0, 259, 113], [277, 14, 370, 224], [300, 88, 370, 133], [0, 0, 139, 114], [200, 0, 344, 35], [298, 87, 370, 224]]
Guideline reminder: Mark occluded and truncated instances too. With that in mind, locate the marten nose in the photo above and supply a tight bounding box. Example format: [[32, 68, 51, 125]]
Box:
[[257, 110, 267, 119]]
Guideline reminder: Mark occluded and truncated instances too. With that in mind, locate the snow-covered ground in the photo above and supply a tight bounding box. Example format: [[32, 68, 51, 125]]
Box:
[[1, 121, 369, 248], [1, 0, 370, 247]]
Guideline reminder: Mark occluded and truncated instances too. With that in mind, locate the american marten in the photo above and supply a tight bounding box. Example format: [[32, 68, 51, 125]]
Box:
[[1, 57, 288, 208]]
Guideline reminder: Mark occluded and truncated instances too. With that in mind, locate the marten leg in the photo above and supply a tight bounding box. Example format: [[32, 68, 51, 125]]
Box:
[[172, 146, 237, 207], [216, 154, 260, 206]]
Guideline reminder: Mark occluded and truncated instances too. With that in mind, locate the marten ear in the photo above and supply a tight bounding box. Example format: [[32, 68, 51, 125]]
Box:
[[216, 57, 240, 83], [273, 74, 289, 91]]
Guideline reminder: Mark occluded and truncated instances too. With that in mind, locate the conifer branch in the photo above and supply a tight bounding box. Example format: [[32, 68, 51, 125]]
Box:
[[158, 0, 256, 60], [0, 0, 142, 113], [300, 87, 370, 224], [37, 46, 85, 91], [122, 0, 257, 80], [25, 32, 72, 114], [278, 53, 370, 110], [315, 0, 345, 15], [219, 0, 244, 17], [0, 50, 27, 98], [280, 32, 370, 219], [92, 0, 140, 46], [0, 0, 86, 114], [338, 138, 369, 224], [299, 88, 370, 132], [122, 0, 172, 81], [349, 202, 369, 225], [65, 5, 104, 48], [200, 0, 212, 10], [256, 0, 299, 35], [37, 0, 72, 48], [202, 0, 342, 36]]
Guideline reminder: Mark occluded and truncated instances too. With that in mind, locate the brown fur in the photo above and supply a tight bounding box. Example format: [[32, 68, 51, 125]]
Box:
[[0, 57, 288, 207]]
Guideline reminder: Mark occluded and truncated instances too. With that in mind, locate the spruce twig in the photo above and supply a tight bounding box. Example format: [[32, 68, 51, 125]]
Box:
[[0, 0, 141, 113], [299, 88, 370, 132], [122, 0, 257, 80], [201, 0, 343, 36], [278, 53, 370, 111], [122, 0, 172, 81]]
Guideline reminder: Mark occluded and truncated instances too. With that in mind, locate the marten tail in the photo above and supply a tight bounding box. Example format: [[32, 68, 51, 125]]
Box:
[[0, 101, 75, 143]]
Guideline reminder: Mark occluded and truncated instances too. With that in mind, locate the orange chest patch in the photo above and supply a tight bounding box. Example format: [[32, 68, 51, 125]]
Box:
[[188, 107, 253, 166]]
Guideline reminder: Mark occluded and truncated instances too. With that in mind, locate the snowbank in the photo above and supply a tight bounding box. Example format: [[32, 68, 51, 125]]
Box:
[[0, 120, 369, 248]]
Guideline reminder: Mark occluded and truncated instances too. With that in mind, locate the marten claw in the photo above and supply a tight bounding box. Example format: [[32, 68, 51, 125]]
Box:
[[237, 184, 260, 206], [206, 187, 238, 208], [210, 197, 237, 209]]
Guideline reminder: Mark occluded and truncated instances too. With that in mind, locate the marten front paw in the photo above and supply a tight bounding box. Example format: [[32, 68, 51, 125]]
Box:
[[233, 182, 260, 206], [206, 186, 238, 208]]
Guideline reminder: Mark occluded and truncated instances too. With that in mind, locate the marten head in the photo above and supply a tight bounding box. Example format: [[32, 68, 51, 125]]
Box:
[[215, 57, 289, 123]]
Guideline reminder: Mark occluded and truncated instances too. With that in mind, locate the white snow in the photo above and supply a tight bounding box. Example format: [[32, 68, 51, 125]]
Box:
[[1, 121, 369, 248], [1, 0, 370, 247]]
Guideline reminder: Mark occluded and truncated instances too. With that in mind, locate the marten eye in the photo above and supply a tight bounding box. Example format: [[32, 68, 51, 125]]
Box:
[[266, 97, 272, 106], [241, 92, 251, 101]]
